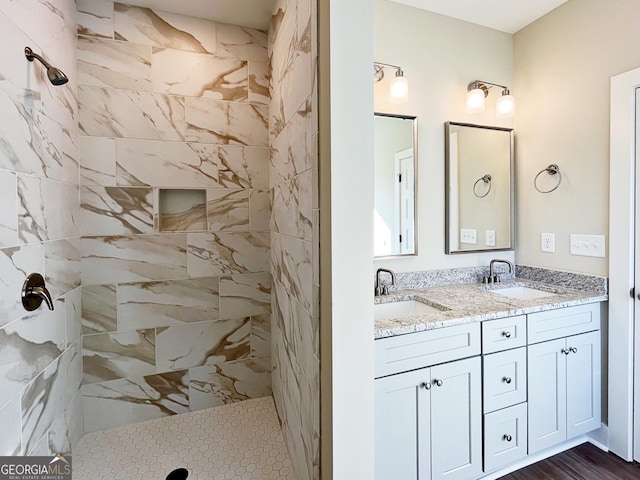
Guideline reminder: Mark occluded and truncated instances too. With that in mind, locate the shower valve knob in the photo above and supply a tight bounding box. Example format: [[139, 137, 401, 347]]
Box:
[[22, 273, 54, 311]]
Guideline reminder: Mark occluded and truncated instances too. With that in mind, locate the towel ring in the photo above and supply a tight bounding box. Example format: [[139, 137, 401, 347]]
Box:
[[473, 174, 492, 198], [534, 164, 562, 193]]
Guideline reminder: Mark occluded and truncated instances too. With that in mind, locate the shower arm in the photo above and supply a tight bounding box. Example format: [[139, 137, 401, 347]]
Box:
[[25, 47, 53, 69]]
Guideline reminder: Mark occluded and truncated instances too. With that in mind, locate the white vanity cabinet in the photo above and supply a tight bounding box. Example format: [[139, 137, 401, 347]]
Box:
[[375, 324, 483, 480], [528, 328, 601, 453], [375, 300, 603, 480]]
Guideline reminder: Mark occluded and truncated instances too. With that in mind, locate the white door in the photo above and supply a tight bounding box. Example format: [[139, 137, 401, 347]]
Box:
[[430, 357, 482, 480], [528, 338, 567, 454], [610, 66, 640, 461], [374, 368, 430, 480], [635, 86, 640, 462], [395, 148, 415, 254], [566, 331, 601, 438]]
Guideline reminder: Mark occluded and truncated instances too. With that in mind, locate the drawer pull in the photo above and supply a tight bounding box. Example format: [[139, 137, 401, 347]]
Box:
[[569, 347, 577, 353], [503, 434, 513, 442], [561, 348, 570, 355], [422, 382, 431, 390], [434, 379, 443, 387], [501, 331, 512, 338], [502, 376, 512, 384]]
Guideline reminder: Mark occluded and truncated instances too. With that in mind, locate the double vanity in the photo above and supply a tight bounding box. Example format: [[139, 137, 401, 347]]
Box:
[[374, 274, 607, 480], [373, 104, 607, 479]]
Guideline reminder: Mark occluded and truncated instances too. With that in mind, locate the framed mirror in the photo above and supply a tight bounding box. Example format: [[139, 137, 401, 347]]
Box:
[[374, 113, 418, 257], [445, 122, 514, 254]]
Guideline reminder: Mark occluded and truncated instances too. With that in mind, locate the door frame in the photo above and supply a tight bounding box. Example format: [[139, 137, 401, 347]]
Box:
[[609, 66, 640, 461]]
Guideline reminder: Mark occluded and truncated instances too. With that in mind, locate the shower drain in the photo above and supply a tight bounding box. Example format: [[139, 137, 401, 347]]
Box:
[[166, 467, 189, 479]]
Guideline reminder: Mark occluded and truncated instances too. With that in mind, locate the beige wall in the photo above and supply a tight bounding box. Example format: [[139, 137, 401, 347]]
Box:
[[320, 0, 376, 476], [373, 0, 515, 273], [514, 0, 640, 275]]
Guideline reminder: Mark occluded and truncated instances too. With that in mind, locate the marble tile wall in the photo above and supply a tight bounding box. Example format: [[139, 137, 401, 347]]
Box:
[[269, 0, 320, 479], [0, 0, 83, 457], [77, 0, 272, 432]]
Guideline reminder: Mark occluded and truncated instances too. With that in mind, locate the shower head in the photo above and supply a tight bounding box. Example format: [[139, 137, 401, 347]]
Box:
[[46, 66, 69, 86], [24, 46, 69, 86]]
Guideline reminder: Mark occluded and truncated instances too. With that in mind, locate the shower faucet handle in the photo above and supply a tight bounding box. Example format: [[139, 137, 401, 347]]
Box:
[[22, 273, 54, 311]]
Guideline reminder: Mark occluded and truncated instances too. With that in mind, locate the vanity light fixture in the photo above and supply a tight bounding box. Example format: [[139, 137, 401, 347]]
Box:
[[466, 80, 515, 118], [374, 62, 409, 104]]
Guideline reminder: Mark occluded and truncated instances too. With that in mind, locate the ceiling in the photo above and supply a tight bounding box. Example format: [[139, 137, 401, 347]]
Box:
[[115, 0, 277, 30], [115, 0, 567, 35], [389, 0, 568, 34]]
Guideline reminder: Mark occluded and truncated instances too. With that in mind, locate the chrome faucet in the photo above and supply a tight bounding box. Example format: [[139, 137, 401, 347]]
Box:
[[483, 259, 514, 284], [375, 268, 396, 296]]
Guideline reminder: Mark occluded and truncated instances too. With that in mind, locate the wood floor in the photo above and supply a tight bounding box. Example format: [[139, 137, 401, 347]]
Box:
[[499, 443, 640, 480]]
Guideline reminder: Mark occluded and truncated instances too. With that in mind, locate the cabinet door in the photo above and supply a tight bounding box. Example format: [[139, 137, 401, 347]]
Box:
[[566, 330, 601, 438], [375, 368, 431, 480], [430, 357, 482, 480], [528, 338, 567, 454]]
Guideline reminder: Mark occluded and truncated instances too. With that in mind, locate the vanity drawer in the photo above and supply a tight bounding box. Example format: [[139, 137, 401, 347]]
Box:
[[483, 347, 527, 413], [527, 303, 600, 344], [374, 323, 480, 378], [482, 315, 526, 354], [484, 403, 528, 472]]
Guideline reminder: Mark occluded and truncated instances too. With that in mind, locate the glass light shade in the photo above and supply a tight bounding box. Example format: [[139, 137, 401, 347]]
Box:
[[466, 88, 485, 113], [389, 75, 409, 104], [496, 93, 515, 118]]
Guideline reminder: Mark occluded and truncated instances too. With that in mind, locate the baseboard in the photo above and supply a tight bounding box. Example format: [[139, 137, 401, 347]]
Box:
[[479, 436, 588, 480], [587, 423, 609, 451]]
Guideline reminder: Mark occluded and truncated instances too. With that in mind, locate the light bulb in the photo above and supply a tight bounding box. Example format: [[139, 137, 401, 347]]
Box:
[[466, 88, 485, 113], [389, 72, 408, 104], [496, 92, 515, 118]]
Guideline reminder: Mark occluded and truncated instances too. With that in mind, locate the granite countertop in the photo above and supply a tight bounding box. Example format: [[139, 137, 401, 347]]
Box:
[[374, 278, 608, 339]]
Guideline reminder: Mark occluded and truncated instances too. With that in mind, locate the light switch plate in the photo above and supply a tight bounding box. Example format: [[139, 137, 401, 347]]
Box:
[[486, 230, 496, 247], [461, 228, 477, 244], [570, 234, 606, 257], [541, 233, 555, 253]]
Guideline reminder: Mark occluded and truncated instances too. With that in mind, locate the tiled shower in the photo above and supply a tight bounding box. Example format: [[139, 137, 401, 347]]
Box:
[[0, 0, 319, 479], [77, 0, 272, 433]]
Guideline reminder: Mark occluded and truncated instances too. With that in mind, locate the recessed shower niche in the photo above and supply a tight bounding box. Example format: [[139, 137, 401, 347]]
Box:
[[159, 189, 207, 232]]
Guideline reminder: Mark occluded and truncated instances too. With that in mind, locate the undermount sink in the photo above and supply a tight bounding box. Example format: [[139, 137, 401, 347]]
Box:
[[490, 286, 557, 300], [374, 300, 444, 321]]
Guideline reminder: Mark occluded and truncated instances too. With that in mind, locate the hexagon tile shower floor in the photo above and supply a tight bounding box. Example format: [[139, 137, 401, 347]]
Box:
[[73, 396, 295, 479]]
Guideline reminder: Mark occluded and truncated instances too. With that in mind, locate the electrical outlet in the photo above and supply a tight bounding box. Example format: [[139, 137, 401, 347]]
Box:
[[541, 233, 555, 253], [486, 230, 496, 247], [460, 228, 477, 244], [570, 234, 606, 257]]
